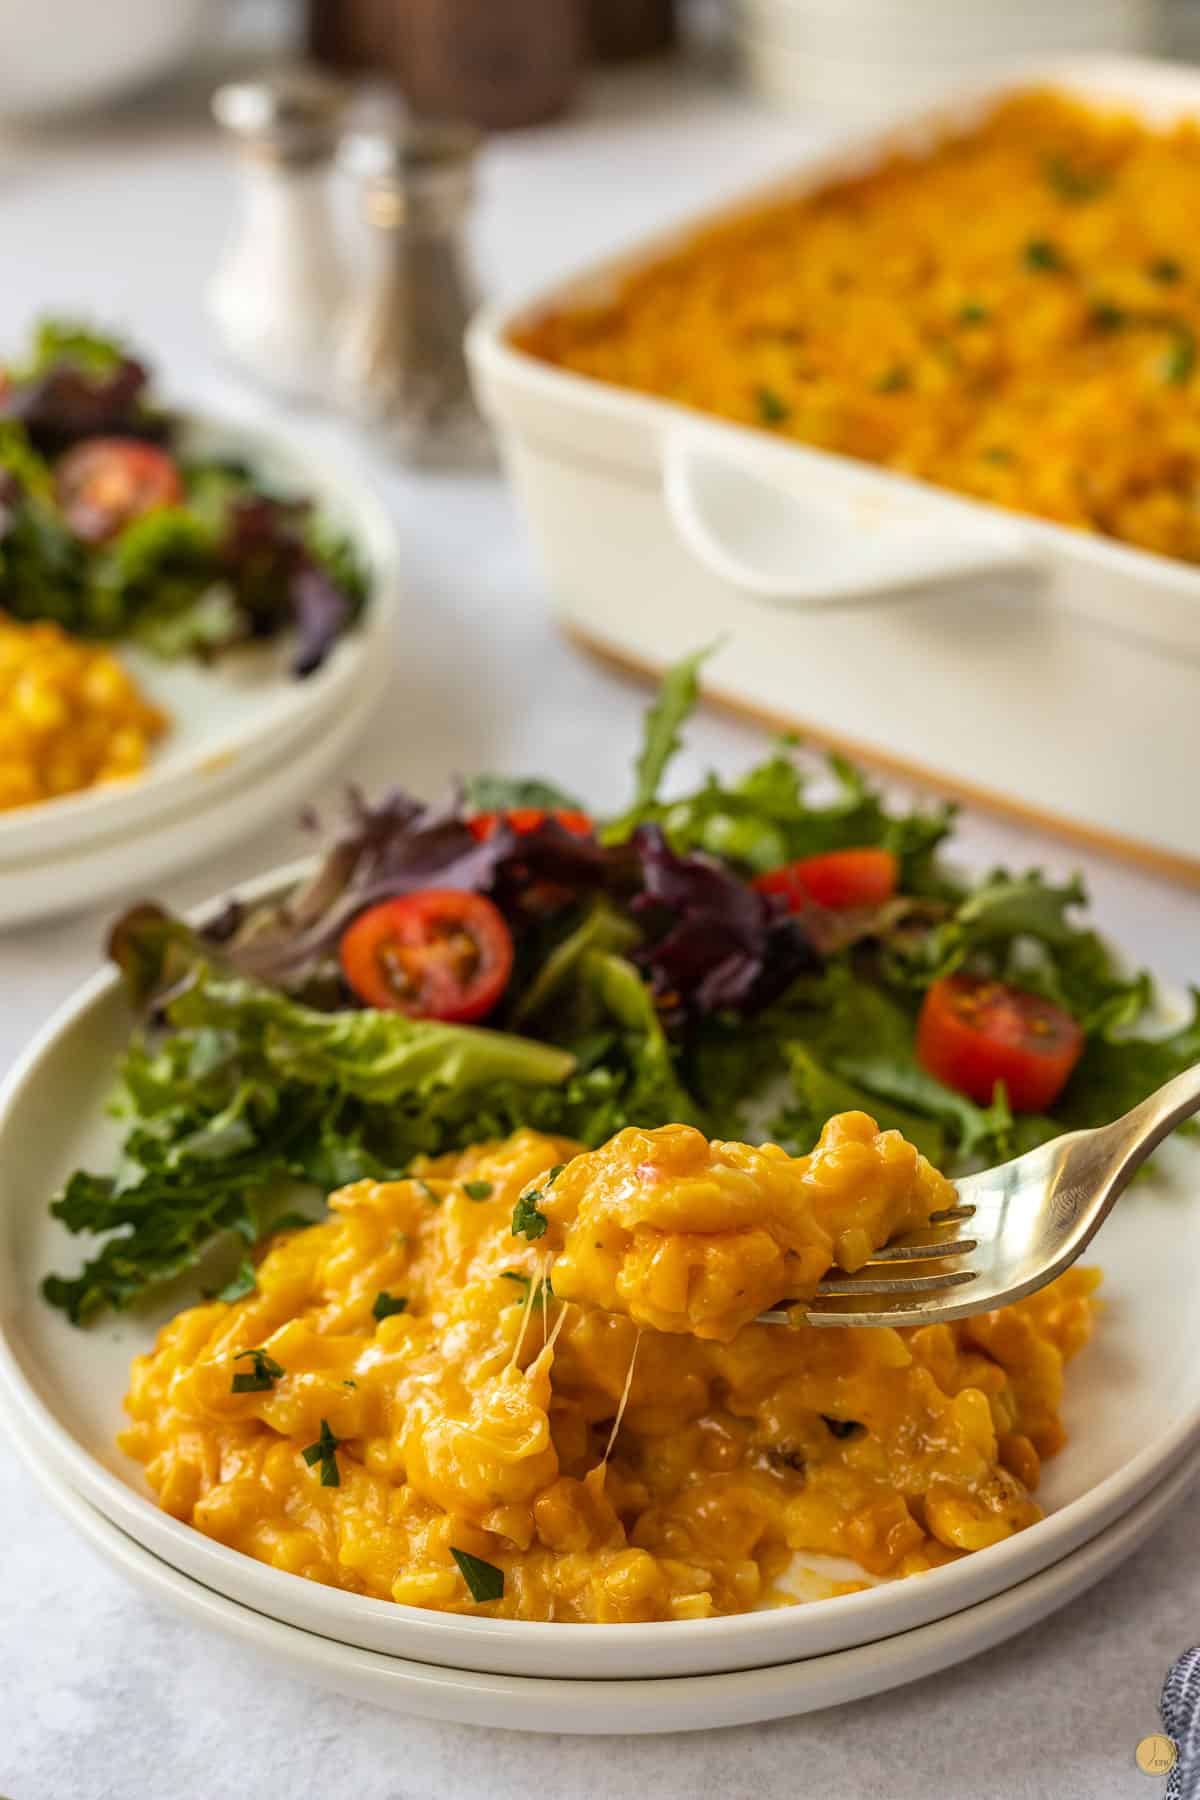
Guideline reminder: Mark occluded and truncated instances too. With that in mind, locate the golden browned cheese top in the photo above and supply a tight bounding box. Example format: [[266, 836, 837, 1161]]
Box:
[[121, 1120, 1099, 1623], [515, 90, 1200, 564]]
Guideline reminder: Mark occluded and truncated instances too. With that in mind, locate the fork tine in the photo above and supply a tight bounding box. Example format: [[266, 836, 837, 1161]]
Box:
[[814, 1268, 978, 1297], [804, 1298, 974, 1328], [928, 1204, 975, 1223], [865, 1235, 979, 1262]]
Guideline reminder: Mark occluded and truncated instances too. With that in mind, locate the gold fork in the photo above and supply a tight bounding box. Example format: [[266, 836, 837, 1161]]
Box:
[[758, 1065, 1200, 1328]]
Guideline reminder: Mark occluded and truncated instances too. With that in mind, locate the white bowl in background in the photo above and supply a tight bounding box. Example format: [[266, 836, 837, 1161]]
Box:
[[0, 0, 215, 120]]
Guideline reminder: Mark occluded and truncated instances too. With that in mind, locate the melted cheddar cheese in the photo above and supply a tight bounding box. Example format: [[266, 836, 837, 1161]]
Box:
[[550, 1114, 955, 1339], [121, 1119, 1099, 1623]]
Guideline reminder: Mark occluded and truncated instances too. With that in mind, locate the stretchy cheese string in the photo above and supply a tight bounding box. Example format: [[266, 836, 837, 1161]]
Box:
[[508, 1257, 540, 1372], [544, 1296, 570, 1356], [601, 1328, 643, 1468]]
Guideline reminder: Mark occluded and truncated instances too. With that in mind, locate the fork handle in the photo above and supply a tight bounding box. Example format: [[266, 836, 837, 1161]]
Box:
[[1091, 1060, 1200, 1198]]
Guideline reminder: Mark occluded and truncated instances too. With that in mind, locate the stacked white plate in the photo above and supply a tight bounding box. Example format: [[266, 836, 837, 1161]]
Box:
[[734, 0, 1158, 119], [0, 415, 401, 931], [1, 888, 1198, 1729]]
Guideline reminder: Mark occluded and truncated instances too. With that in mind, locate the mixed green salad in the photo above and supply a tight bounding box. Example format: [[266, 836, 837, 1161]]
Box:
[[0, 318, 368, 675], [44, 648, 1200, 1324]]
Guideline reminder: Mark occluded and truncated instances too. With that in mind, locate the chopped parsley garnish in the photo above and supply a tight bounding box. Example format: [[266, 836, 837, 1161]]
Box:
[[1148, 256, 1183, 285], [874, 364, 910, 393], [981, 445, 1014, 465], [231, 1348, 284, 1393], [957, 300, 989, 326], [415, 1179, 441, 1205], [372, 1291, 408, 1321], [546, 1164, 565, 1185], [1042, 153, 1109, 202], [343, 1379, 357, 1390], [512, 1190, 548, 1240], [462, 1180, 494, 1201], [1023, 238, 1064, 272], [1161, 324, 1195, 386], [302, 1419, 343, 1487], [450, 1547, 505, 1604], [216, 1260, 257, 1303], [755, 385, 790, 425], [1089, 300, 1125, 334]]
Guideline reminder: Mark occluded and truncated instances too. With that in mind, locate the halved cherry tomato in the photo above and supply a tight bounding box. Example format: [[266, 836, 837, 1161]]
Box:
[[55, 437, 184, 543], [917, 973, 1084, 1112], [340, 890, 514, 1021], [467, 807, 594, 843], [754, 847, 898, 911]]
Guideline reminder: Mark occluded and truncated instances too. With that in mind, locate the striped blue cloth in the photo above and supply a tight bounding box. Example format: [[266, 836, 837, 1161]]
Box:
[[1163, 1646, 1200, 1798]]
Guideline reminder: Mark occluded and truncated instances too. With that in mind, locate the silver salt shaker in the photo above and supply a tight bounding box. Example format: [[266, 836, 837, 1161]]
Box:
[[210, 68, 349, 404], [335, 119, 492, 466]]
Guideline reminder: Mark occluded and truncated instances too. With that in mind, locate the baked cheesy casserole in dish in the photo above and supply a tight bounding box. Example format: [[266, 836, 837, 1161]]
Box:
[[518, 90, 1200, 566]]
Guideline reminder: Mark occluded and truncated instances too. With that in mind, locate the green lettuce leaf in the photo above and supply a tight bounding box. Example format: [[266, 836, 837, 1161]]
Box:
[[1056, 990, 1200, 1131]]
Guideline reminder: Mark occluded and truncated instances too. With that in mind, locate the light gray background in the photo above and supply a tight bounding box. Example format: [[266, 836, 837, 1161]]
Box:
[[0, 53, 1196, 1800]]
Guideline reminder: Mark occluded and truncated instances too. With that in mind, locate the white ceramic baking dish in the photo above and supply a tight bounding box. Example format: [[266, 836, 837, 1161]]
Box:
[[467, 55, 1200, 884]]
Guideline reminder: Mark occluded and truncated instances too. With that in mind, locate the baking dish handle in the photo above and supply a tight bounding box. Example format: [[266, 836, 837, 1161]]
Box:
[[662, 428, 1038, 606]]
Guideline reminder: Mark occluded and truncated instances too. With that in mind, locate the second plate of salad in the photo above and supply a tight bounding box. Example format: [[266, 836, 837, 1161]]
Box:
[[0, 318, 399, 899]]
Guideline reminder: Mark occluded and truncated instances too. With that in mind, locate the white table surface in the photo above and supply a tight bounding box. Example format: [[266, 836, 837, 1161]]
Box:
[[1, 57, 1197, 1800]]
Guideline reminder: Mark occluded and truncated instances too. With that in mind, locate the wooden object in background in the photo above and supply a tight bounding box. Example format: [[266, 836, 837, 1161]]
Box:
[[587, 0, 676, 60], [392, 0, 585, 128], [307, 0, 402, 72]]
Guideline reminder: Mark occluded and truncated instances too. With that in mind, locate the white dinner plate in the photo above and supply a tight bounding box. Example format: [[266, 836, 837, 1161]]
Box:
[[16, 1430, 1199, 1734], [0, 412, 401, 925], [1, 868, 1198, 1680]]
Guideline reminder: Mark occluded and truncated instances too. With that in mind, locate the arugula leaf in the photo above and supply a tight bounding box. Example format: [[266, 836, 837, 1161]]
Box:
[[606, 644, 715, 836], [613, 737, 955, 889], [461, 774, 584, 813], [450, 1547, 504, 1603], [893, 868, 1155, 1032]]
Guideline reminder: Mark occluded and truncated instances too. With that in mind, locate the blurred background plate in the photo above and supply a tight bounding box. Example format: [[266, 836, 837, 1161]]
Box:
[[0, 410, 400, 916], [0, 0, 216, 120]]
